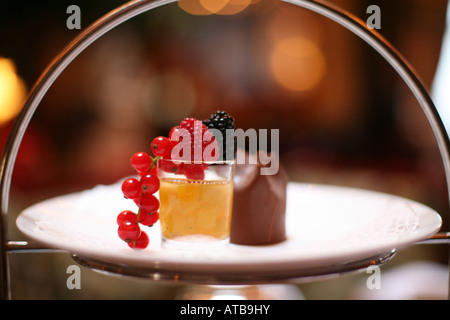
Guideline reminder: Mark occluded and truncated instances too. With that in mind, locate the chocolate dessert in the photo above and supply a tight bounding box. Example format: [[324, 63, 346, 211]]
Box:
[[230, 150, 287, 245]]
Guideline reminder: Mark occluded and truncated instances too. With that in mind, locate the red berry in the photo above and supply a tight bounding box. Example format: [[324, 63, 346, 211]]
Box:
[[138, 211, 159, 226], [131, 152, 151, 173], [184, 164, 206, 180], [169, 126, 180, 141], [151, 136, 172, 158], [136, 169, 148, 177], [118, 220, 141, 242], [179, 118, 195, 131], [121, 178, 141, 200], [178, 117, 217, 163], [117, 210, 137, 225], [139, 193, 160, 212], [140, 174, 160, 194], [128, 231, 149, 249], [159, 159, 179, 174], [149, 167, 158, 176]]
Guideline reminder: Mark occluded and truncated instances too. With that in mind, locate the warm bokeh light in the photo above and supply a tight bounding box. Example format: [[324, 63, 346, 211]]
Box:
[[200, 0, 228, 14], [269, 36, 326, 92], [178, 0, 252, 16], [178, 0, 212, 16], [215, 0, 252, 15], [0, 57, 27, 125], [267, 10, 323, 47]]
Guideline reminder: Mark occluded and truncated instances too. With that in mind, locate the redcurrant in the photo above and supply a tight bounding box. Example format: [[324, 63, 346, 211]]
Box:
[[139, 193, 160, 212], [149, 166, 158, 176], [140, 174, 160, 194], [116, 210, 137, 225], [169, 126, 180, 141], [131, 152, 151, 173], [118, 220, 141, 242], [151, 136, 172, 158], [128, 231, 149, 249], [136, 169, 148, 177], [138, 211, 159, 226], [121, 178, 141, 200]]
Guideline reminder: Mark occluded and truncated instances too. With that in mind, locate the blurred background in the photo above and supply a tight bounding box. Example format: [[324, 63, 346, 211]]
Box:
[[0, 0, 449, 299]]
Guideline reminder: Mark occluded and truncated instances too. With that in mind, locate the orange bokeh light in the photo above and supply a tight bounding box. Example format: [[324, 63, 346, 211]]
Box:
[[270, 36, 326, 92], [178, 0, 252, 16], [0, 57, 27, 125], [216, 0, 252, 15]]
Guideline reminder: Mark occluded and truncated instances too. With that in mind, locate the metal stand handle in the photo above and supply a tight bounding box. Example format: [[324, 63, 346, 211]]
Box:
[[1, 0, 449, 300]]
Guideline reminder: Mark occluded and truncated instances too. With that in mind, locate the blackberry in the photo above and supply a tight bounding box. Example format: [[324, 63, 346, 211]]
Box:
[[203, 111, 236, 160]]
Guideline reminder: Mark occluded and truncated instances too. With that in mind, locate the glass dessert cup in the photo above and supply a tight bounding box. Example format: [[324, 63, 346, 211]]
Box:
[[157, 159, 235, 246]]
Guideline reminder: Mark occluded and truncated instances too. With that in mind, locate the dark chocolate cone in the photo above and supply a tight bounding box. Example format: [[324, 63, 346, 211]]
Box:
[[230, 150, 287, 245]]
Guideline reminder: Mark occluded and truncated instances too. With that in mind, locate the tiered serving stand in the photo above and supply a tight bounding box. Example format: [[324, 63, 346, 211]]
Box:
[[1, 0, 449, 300]]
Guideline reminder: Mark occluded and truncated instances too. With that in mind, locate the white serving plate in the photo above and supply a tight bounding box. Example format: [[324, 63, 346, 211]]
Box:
[[16, 181, 442, 282]]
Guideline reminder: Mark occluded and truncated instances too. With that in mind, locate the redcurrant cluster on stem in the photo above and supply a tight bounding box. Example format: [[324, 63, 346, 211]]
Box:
[[117, 151, 160, 249]]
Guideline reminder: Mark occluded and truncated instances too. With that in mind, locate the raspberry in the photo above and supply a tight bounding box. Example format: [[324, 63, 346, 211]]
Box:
[[176, 117, 219, 163]]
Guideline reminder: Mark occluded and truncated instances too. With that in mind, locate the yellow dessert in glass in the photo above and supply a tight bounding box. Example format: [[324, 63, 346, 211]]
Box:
[[157, 159, 234, 242]]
